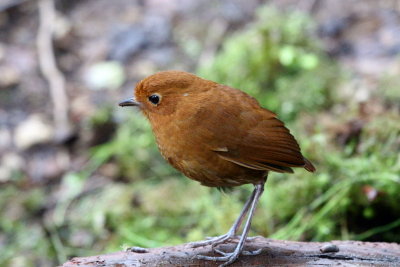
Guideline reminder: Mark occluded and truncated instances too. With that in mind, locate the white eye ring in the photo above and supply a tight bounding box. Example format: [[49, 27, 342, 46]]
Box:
[[148, 93, 161, 105]]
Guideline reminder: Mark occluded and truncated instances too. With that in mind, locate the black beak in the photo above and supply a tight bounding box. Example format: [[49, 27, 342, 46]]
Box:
[[119, 97, 140, 107]]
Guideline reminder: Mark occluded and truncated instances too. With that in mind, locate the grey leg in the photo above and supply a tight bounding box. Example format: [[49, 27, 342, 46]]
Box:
[[196, 181, 265, 267], [188, 186, 257, 248]]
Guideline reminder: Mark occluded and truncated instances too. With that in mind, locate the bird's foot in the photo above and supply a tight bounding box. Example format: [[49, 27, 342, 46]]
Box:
[[189, 234, 258, 249], [189, 234, 259, 250], [196, 245, 262, 267], [188, 233, 234, 248]]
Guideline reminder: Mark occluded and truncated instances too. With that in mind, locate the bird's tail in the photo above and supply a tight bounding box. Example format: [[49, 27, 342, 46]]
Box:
[[303, 157, 316, 172]]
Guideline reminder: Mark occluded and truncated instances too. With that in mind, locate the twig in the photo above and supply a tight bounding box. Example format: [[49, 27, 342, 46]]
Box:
[[37, 0, 70, 140]]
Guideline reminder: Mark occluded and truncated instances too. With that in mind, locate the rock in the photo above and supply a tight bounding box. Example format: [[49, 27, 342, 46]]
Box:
[[84, 61, 125, 90], [0, 152, 24, 182], [109, 25, 148, 62], [0, 65, 20, 88], [143, 15, 172, 47], [2, 152, 24, 170], [53, 12, 72, 40], [14, 114, 54, 150], [108, 15, 171, 62]]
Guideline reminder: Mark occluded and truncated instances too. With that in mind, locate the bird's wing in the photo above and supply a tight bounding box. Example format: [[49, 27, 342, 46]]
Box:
[[184, 84, 313, 173], [203, 86, 313, 172], [212, 114, 307, 173]]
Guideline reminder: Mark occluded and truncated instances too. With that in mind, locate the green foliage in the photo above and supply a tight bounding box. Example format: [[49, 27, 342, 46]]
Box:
[[380, 73, 400, 105], [265, 114, 400, 241], [91, 111, 183, 182], [0, 186, 56, 266], [197, 6, 339, 121]]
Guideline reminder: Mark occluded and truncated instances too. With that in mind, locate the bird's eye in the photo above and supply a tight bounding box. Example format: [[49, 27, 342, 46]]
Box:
[[148, 94, 161, 105]]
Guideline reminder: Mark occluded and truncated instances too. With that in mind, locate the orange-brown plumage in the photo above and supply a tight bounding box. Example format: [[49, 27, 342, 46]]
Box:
[[127, 70, 314, 187], [119, 70, 315, 266]]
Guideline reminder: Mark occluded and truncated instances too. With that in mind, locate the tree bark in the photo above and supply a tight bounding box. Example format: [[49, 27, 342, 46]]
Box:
[[61, 237, 400, 266]]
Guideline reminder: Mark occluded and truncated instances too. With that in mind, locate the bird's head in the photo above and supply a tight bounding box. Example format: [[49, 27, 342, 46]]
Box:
[[119, 71, 206, 118]]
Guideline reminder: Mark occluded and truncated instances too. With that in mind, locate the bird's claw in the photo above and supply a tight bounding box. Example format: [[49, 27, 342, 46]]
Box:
[[188, 233, 233, 248], [195, 246, 262, 267], [196, 253, 239, 267], [196, 249, 240, 267], [214, 247, 262, 256], [210, 235, 233, 249], [189, 234, 259, 249]]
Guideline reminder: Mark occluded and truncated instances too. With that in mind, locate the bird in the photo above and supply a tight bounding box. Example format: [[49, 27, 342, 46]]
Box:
[[119, 70, 315, 266]]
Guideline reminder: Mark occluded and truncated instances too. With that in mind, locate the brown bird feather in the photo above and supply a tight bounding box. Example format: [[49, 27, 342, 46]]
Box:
[[131, 70, 315, 187]]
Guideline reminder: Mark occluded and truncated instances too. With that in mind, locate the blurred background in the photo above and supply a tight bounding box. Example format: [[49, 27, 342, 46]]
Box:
[[1, 0, 400, 266]]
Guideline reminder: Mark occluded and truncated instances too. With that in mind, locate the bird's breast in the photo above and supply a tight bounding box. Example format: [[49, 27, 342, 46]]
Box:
[[149, 112, 265, 187]]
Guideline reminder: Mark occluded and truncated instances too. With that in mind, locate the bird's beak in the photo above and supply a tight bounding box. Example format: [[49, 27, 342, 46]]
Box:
[[119, 97, 140, 107]]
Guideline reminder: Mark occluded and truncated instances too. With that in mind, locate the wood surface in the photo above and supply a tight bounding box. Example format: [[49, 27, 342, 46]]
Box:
[[61, 237, 400, 266]]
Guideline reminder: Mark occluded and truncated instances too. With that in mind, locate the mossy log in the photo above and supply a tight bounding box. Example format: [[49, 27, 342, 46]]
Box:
[[61, 237, 400, 266]]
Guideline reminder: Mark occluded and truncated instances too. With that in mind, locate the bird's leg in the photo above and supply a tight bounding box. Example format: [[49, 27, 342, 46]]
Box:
[[197, 181, 265, 267], [188, 187, 257, 248]]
